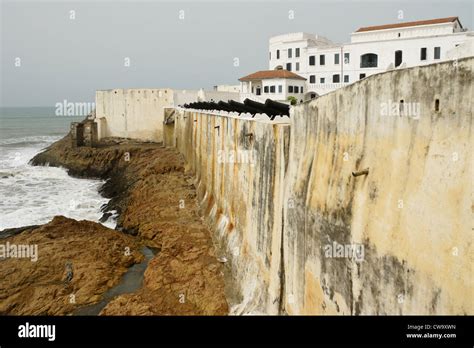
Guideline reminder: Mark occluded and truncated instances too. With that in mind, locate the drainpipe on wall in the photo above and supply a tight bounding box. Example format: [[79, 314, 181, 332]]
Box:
[[341, 46, 344, 88]]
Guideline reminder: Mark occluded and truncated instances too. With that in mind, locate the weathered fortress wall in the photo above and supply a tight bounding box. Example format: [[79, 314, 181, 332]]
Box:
[[165, 109, 290, 314], [283, 58, 472, 315], [95, 88, 174, 142], [167, 58, 473, 315], [95, 89, 239, 142]]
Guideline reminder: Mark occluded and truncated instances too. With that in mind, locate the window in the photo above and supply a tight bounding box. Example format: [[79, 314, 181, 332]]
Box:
[[296, 62, 300, 71], [398, 33, 401, 38], [395, 50, 403, 67], [270, 86, 275, 93], [332, 74, 340, 83], [277, 50, 280, 59], [286, 63, 292, 71], [344, 75, 349, 83], [344, 52, 350, 64], [434, 47, 441, 59], [269, 52, 271, 60], [420, 47, 427, 61], [320, 54, 325, 65], [288, 48, 292, 58], [334, 53, 340, 65], [278, 85, 282, 93], [360, 53, 378, 68], [309, 75, 316, 83], [264, 86, 269, 93], [320, 77, 325, 83], [296, 48, 300, 57], [288, 86, 294, 93], [300, 86, 304, 93], [256, 87, 261, 95], [359, 73, 366, 79], [309, 55, 315, 66]]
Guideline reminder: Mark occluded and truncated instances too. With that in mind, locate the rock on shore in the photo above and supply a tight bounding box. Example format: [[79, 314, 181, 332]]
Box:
[[21, 135, 229, 315], [0, 216, 142, 315]]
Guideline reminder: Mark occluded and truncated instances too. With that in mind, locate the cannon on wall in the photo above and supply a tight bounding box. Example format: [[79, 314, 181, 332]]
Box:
[[180, 98, 290, 119]]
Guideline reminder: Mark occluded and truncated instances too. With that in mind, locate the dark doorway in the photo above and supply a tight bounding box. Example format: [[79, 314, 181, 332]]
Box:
[[75, 124, 84, 146], [395, 50, 403, 67]]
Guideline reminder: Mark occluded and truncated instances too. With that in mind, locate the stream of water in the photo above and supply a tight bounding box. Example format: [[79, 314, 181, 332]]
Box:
[[73, 246, 157, 316]]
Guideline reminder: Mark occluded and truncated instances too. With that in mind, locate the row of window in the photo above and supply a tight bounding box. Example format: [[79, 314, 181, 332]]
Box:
[[259, 85, 304, 94], [361, 46, 441, 68], [308, 47, 441, 69], [276, 47, 442, 73], [288, 86, 303, 93], [309, 53, 350, 66], [285, 62, 300, 71], [421, 46, 441, 61], [309, 74, 350, 84], [270, 48, 301, 60], [262, 85, 282, 94]]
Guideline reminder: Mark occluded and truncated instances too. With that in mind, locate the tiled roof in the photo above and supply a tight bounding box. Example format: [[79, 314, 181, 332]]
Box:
[[239, 70, 306, 81], [355, 16, 459, 33]]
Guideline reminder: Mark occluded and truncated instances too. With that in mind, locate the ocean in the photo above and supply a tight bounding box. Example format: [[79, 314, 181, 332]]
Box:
[[0, 107, 115, 230]]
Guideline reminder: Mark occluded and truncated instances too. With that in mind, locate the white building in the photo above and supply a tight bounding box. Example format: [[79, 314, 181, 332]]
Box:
[[239, 70, 306, 104], [241, 16, 473, 102]]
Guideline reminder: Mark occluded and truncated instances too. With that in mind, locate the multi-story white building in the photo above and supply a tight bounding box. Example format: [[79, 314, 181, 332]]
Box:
[[240, 16, 473, 103]]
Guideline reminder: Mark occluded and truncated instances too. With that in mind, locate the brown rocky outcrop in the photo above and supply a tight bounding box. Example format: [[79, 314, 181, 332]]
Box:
[[0, 216, 142, 315], [1, 135, 228, 315]]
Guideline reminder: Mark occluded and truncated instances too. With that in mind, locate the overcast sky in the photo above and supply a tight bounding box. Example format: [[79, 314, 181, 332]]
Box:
[[1, 0, 472, 106]]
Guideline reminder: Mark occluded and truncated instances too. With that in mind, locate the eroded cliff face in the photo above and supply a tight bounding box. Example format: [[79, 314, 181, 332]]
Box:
[[2, 137, 228, 315], [169, 58, 473, 315]]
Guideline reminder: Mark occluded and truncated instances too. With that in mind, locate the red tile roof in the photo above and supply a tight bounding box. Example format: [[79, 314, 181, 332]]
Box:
[[355, 16, 460, 33], [239, 70, 306, 81]]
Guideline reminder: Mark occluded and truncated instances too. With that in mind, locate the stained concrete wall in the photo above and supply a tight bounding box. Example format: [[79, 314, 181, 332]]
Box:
[[282, 57, 473, 315], [95, 88, 174, 142], [95, 89, 239, 142], [167, 57, 473, 315], [166, 109, 290, 314]]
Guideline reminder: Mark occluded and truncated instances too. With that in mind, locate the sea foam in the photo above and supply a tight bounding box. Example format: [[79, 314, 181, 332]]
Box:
[[0, 135, 115, 230]]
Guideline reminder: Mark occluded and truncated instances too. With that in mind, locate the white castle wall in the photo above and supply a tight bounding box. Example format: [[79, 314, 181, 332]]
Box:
[[95, 88, 239, 142]]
